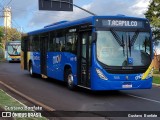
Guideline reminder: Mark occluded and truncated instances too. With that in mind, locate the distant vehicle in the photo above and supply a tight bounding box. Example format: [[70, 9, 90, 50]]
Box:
[[5, 41, 21, 62], [21, 15, 153, 90]]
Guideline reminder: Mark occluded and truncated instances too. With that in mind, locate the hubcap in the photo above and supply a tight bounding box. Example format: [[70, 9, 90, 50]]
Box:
[[30, 66, 32, 75], [68, 74, 73, 86]]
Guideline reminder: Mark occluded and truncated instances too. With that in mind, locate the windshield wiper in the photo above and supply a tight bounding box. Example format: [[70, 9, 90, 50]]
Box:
[[131, 31, 139, 46], [144, 37, 148, 52], [128, 31, 139, 56], [110, 29, 124, 47], [122, 35, 125, 56], [128, 35, 131, 56], [110, 29, 125, 56]]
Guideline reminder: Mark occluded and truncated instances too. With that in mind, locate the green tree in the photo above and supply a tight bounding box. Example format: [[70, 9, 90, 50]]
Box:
[[145, 0, 160, 40], [0, 27, 4, 49], [0, 27, 22, 46], [6, 27, 22, 41], [0, 26, 22, 57]]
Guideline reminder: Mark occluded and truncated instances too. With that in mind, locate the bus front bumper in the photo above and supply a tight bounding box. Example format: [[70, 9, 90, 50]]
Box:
[[91, 78, 152, 91]]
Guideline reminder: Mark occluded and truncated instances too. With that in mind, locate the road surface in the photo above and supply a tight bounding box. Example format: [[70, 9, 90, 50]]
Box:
[[0, 62, 160, 120]]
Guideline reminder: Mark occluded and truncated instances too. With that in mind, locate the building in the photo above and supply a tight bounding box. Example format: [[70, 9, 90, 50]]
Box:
[[153, 41, 160, 70], [4, 7, 11, 28]]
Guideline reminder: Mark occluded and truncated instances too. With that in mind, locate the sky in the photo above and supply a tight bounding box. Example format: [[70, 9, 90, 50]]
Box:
[[0, 0, 150, 33]]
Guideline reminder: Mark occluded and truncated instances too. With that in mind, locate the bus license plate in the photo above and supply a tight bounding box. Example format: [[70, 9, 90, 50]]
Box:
[[122, 82, 132, 88]]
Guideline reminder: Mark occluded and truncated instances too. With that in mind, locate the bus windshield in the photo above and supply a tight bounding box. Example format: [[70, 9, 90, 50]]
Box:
[[96, 30, 151, 67], [7, 44, 21, 56]]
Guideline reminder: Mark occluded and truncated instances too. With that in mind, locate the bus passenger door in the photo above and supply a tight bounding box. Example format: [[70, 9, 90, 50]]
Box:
[[21, 37, 28, 70], [77, 31, 91, 88], [40, 36, 48, 77]]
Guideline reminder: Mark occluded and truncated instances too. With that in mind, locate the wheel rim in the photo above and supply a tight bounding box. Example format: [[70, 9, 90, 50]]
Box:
[[68, 74, 73, 87], [30, 65, 32, 75]]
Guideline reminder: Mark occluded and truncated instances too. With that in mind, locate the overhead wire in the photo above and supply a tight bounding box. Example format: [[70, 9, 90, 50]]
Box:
[[0, 0, 26, 32], [1, 0, 80, 32], [6, 0, 13, 6], [12, 18, 25, 33]]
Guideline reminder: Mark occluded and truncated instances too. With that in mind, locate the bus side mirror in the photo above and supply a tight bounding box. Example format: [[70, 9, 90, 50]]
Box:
[[92, 32, 97, 43]]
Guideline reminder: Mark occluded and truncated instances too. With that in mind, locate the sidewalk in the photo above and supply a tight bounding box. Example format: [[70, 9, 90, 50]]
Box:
[[153, 74, 160, 77]]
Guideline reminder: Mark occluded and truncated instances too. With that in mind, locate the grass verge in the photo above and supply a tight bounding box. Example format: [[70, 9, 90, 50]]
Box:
[[0, 89, 47, 120], [153, 69, 160, 85], [153, 76, 160, 84], [153, 69, 160, 74]]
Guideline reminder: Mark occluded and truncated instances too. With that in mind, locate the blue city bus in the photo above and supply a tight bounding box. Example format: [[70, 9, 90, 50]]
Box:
[[5, 41, 21, 62], [21, 15, 153, 90]]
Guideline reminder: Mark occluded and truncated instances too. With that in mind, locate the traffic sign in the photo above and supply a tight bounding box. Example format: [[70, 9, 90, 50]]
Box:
[[39, 0, 73, 11]]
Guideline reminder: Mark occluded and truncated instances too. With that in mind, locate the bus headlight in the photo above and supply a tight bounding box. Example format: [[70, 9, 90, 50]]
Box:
[[96, 68, 108, 80]]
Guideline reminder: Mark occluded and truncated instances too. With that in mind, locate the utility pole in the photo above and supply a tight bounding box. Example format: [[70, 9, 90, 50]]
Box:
[[3, 7, 11, 49], [4, 7, 11, 28], [0, 7, 11, 59]]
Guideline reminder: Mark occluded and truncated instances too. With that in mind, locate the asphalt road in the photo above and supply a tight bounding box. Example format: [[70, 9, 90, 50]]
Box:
[[0, 62, 160, 120]]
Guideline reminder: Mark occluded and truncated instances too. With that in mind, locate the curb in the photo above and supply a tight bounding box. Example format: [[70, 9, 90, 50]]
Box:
[[0, 81, 55, 111], [153, 74, 160, 77], [152, 83, 160, 87]]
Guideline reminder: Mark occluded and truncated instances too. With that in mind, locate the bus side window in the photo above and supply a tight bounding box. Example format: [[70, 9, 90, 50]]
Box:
[[21, 38, 25, 51], [48, 32, 56, 52], [66, 35, 72, 52], [28, 36, 33, 51], [82, 38, 86, 59], [32, 35, 40, 52], [81, 32, 92, 64], [66, 33, 77, 54], [54, 32, 65, 52]]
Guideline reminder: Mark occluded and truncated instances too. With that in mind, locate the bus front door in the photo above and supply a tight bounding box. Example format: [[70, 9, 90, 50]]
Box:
[[40, 36, 48, 77], [77, 31, 91, 88]]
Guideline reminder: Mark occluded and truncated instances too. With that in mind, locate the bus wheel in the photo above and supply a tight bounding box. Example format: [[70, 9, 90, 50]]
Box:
[[65, 69, 75, 90]]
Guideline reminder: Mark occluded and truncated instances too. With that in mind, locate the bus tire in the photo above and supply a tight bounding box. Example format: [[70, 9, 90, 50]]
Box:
[[29, 62, 35, 77], [65, 69, 75, 90]]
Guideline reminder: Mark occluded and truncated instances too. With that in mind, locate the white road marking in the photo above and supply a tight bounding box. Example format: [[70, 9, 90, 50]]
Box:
[[128, 94, 160, 104]]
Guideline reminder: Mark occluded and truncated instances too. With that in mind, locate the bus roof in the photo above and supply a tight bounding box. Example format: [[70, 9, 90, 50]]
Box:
[[28, 15, 148, 35]]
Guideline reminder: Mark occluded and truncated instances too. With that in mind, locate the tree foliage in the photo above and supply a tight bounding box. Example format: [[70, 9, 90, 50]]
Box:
[[0, 26, 21, 49], [6, 27, 21, 41], [0, 27, 4, 49], [145, 0, 160, 40]]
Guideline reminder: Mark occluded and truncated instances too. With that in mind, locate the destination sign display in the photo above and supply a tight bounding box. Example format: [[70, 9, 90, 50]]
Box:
[[96, 19, 145, 28], [8, 43, 21, 45]]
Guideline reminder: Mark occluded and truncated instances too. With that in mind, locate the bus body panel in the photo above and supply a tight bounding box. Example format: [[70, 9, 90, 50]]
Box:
[[46, 52, 77, 82], [47, 52, 63, 80], [31, 52, 41, 74], [90, 43, 153, 90], [6, 54, 21, 62], [20, 51, 24, 69], [21, 15, 153, 91], [91, 76, 152, 90], [27, 52, 31, 70]]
